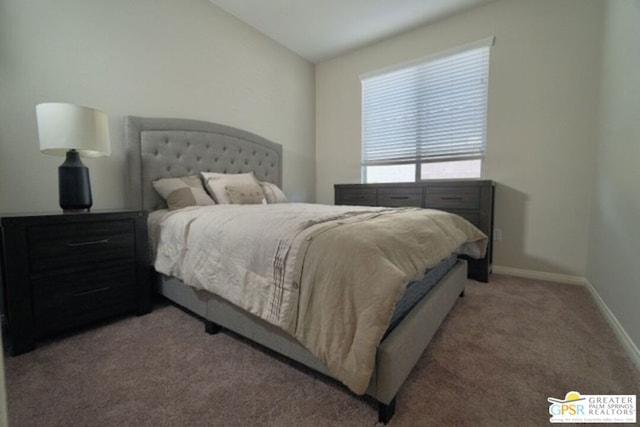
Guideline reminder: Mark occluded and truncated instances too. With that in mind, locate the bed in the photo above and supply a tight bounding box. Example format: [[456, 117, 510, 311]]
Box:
[[125, 116, 486, 423]]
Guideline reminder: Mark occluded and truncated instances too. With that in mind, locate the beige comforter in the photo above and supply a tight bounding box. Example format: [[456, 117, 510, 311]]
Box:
[[154, 203, 486, 394]]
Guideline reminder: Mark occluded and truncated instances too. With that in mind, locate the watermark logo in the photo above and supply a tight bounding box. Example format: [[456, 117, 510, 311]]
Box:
[[548, 391, 636, 423]]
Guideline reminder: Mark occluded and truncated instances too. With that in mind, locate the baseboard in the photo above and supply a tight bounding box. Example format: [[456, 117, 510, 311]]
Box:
[[583, 279, 640, 374], [492, 266, 585, 285], [493, 265, 640, 373]]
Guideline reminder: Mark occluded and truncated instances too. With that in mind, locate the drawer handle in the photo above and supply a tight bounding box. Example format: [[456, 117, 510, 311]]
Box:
[[439, 196, 464, 200], [67, 239, 109, 247], [389, 196, 410, 200], [74, 286, 111, 297]]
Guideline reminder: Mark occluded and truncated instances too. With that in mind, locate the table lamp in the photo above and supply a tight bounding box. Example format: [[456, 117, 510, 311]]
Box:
[[36, 103, 111, 213]]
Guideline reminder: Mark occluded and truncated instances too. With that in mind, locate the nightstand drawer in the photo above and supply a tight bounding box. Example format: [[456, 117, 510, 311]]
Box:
[[425, 186, 480, 210], [32, 263, 137, 335], [31, 259, 135, 296], [337, 188, 377, 206], [378, 187, 422, 207], [28, 220, 135, 274]]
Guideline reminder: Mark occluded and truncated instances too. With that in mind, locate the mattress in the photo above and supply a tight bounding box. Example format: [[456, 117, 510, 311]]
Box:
[[387, 253, 458, 333]]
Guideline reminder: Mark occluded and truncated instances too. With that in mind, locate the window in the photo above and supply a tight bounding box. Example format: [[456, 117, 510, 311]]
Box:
[[361, 37, 493, 183]]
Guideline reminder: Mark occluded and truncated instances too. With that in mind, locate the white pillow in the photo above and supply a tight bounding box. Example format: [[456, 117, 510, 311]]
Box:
[[201, 172, 263, 204], [259, 181, 288, 204]]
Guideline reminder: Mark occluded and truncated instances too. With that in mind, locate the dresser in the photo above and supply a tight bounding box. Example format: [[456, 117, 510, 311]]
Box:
[[0, 210, 152, 355], [334, 180, 494, 282]]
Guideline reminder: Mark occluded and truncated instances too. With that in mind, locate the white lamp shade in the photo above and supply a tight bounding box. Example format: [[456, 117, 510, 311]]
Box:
[[36, 103, 111, 157]]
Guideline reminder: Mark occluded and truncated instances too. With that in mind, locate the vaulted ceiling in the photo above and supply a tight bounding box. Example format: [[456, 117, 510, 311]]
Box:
[[210, 0, 497, 63]]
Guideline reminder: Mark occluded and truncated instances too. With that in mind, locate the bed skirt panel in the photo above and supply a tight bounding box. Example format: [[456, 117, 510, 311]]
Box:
[[374, 260, 467, 404], [156, 260, 468, 404], [156, 275, 209, 318]]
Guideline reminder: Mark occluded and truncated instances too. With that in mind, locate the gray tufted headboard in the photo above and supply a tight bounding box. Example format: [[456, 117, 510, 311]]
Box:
[[125, 116, 283, 211]]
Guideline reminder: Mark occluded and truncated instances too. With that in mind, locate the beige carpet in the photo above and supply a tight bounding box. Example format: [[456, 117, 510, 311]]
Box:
[[4, 275, 640, 426]]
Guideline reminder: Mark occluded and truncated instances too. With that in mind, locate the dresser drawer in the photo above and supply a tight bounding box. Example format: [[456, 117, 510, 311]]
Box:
[[28, 220, 135, 275], [336, 188, 377, 206], [377, 187, 422, 207], [449, 211, 482, 229], [424, 186, 480, 210]]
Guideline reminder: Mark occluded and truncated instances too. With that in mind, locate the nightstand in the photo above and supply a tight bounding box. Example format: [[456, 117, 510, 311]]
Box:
[[0, 210, 152, 355]]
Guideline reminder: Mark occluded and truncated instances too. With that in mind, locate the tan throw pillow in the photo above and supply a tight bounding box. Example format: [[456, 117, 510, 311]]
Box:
[[226, 183, 266, 205], [201, 172, 262, 204], [259, 181, 288, 204], [152, 175, 215, 210]]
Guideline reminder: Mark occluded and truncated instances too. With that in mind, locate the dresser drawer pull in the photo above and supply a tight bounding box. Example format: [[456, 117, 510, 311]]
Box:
[[389, 196, 410, 200], [439, 196, 464, 200], [67, 239, 109, 247], [73, 286, 111, 297]]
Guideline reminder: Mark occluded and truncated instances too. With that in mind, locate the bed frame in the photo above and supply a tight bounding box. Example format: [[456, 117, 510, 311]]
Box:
[[125, 116, 468, 423]]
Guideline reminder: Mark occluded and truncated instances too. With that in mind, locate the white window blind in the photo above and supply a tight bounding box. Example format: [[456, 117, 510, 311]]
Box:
[[361, 39, 492, 175]]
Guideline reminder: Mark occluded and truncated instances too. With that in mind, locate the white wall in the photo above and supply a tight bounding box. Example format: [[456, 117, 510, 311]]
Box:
[[588, 0, 640, 353], [316, 0, 604, 277], [0, 0, 315, 213]]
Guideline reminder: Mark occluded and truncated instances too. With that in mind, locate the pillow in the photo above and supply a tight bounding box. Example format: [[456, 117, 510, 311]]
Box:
[[226, 183, 267, 205], [152, 175, 215, 210], [259, 181, 288, 204], [201, 172, 263, 204]]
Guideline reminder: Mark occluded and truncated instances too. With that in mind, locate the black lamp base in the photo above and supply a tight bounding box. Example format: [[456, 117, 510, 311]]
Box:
[[59, 150, 92, 213]]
